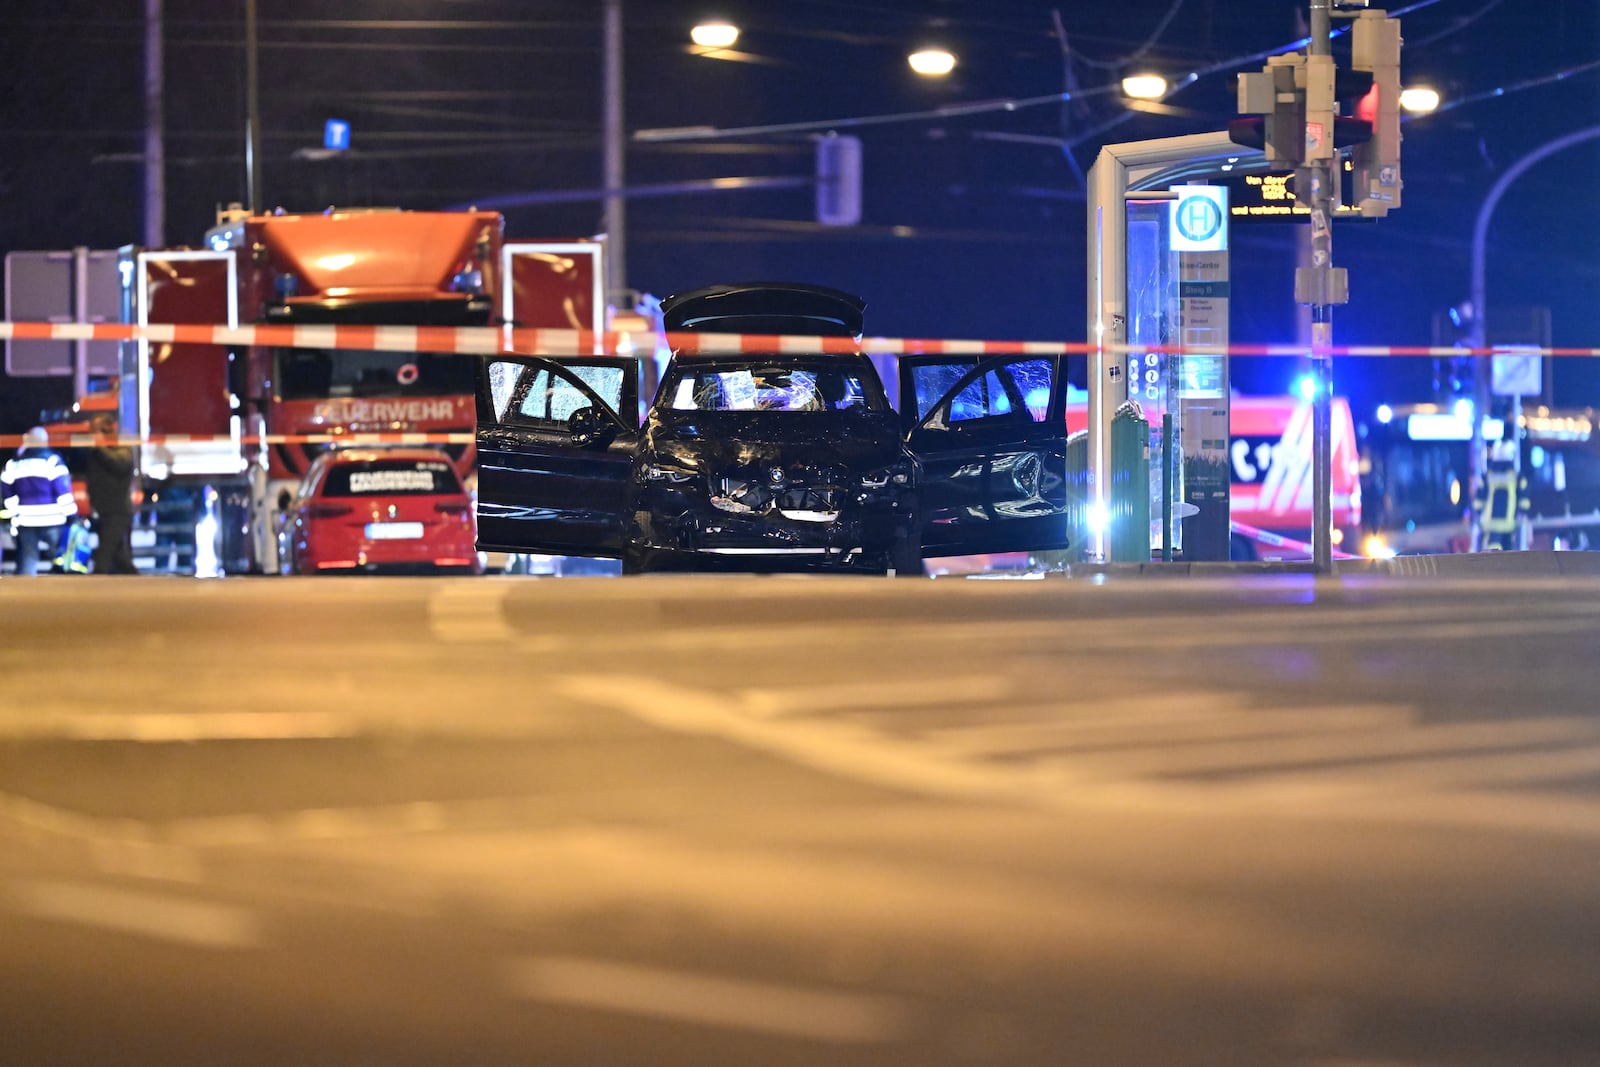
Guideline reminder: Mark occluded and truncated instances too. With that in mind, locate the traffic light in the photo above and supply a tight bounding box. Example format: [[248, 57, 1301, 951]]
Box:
[[815, 133, 862, 227], [1348, 9, 1402, 216], [1229, 55, 1305, 170], [1432, 303, 1475, 398]]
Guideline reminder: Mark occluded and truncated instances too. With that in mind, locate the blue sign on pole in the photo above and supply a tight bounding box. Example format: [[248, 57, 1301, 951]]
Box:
[[324, 119, 351, 152]]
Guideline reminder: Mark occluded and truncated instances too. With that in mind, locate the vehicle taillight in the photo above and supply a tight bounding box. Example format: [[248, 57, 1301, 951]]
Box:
[[308, 503, 355, 519]]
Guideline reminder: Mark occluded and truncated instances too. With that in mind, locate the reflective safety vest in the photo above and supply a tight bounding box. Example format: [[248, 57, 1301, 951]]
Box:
[[1, 450, 75, 527], [54, 519, 92, 574], [1478, 464, 1530, 537]]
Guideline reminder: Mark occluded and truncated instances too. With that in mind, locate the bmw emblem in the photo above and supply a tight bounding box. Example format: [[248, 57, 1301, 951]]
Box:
[[770, 467, 785, 485]]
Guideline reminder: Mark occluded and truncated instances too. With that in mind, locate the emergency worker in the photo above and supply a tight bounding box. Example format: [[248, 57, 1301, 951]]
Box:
[[1, 427, 76, 575], [84, 412, 138, 574], [1475, 441, 1530, 550]]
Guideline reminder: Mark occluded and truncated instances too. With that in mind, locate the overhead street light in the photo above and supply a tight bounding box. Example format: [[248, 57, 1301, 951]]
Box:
[[690, 21, 739, 49], [1400, 86, 1441, 113], [1121, 73, 1168, 100], [908, 49, 956, 77]]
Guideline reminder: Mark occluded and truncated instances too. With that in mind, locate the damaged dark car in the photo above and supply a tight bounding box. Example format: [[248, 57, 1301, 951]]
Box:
[[475, 282, 1074, 574]]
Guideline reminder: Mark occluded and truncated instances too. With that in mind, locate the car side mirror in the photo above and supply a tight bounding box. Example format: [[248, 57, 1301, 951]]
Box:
[[567, 406, 610, 447]]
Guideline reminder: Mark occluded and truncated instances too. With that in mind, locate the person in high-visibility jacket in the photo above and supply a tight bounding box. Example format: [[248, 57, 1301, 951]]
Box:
[[1475, 441, 1530, 550], [1, 427, 76, 575]]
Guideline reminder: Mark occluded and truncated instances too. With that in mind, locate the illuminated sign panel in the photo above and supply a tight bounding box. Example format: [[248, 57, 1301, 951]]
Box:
[[1223, 168, 1365, 223]]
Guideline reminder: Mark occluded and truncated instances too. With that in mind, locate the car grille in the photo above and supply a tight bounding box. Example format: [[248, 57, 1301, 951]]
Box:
[[712, 477, 842, 521]]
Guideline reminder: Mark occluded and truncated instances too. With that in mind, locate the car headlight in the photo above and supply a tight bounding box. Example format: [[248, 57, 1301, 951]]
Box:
[[643, 462, 699, 485], [860, 464, 911, 490]]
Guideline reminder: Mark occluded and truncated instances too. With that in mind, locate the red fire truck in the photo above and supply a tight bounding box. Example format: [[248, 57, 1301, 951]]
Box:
[[113, 206, 603, 574]]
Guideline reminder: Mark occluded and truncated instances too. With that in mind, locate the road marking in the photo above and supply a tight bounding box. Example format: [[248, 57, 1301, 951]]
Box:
[[1236, 742, 1600, 795], [0, 710, 354, 742], [1066, 716, 1600, 779], [503, 955, 910, 1045], [9, 878, 260, 950], [428, 583, 515, 642], [738, 675, 1013, 718], [925, 699, 1412, 757], [559, 674, 1600, 839], [555, 674, 1052, 804]]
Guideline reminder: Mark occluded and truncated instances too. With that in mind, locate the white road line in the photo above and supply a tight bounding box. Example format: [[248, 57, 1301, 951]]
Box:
[[1063, 716, 1600, 779], [738, 675, 1013, 718], [0, 710, 354, 742], [9, 879, 260, 950], [924, 699, 1413, 757], [503, 955, 910, 1045], [1237, 742, 1600, 796], [428, 583, 515, 643], [558, 675, 1600, 839], [555, 674, 1053, 804]]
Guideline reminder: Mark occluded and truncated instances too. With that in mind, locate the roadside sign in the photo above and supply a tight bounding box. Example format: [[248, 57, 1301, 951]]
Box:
[[4, 249, 121, 377], [1491, 345, 1542, 397], [1169, 186, 1228, 252]]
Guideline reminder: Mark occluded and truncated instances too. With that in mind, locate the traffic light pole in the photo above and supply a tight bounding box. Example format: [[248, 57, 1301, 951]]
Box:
[[1305, 0, 1336, 574]]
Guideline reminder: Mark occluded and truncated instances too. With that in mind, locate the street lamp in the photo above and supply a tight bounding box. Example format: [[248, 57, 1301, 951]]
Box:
[[1121, 73, 1168, 101], [690, 21, 739, 49], [1400, 86, 1440, 113], [908, 48, 956, 77]]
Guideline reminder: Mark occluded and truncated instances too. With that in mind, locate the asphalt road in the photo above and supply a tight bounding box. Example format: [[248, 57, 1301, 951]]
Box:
[[2, 570, 1599, 1067]]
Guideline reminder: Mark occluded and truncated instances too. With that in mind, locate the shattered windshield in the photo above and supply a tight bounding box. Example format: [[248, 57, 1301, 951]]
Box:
[[666, 362, 884, 413]]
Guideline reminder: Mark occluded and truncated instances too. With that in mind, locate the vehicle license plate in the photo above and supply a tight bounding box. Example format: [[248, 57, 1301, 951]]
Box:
[[364, 522, 423, 540]]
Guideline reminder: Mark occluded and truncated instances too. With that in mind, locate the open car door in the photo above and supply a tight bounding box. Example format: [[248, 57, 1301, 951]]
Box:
[[475, 355, 639, 557], [900, 354, 1073, 558]]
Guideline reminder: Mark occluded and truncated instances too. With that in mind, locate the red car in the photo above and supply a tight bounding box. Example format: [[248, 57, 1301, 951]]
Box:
[[279, 447, 482, 574]]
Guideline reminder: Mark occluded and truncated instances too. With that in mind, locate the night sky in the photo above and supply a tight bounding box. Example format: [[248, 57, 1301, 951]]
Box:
[[3, 0, 1598, 428]]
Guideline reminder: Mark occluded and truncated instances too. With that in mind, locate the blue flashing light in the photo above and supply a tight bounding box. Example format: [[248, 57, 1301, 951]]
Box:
[[1294, 374, 1317, 401], [1376, 403, 1393, 424], [324, 118, 351, 151]]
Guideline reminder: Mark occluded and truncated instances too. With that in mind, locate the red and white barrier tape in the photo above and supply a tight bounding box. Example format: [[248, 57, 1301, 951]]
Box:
[[0, 432, 475, 449], [3, 320, 1598, 359], [1230, 520, 1358, 560]]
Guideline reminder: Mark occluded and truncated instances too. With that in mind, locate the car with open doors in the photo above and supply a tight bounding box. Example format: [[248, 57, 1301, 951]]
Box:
[[475, 282, 1073, 574]]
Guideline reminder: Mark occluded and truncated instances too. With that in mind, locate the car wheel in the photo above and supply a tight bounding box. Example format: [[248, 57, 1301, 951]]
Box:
[[621, 546, 647, 575]]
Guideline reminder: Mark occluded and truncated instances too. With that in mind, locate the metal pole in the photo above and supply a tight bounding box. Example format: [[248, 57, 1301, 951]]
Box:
[[1161, 411, 1174, 562], [602, 0, 626, 303], [1308, 0, 1334, 574], [72, 247, 89, 400], [144, 0, 164, 247], [245, 0, 262, 213]]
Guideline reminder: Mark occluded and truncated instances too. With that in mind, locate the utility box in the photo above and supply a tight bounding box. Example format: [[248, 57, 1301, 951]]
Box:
[[1110, 400, 1152, 560]]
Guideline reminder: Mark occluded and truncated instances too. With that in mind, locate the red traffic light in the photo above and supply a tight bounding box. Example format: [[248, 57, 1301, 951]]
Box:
[[1333, 116, 1373, 148], [1227, 116, 1268, 150]]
